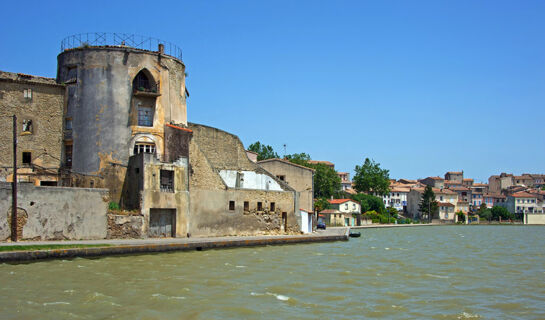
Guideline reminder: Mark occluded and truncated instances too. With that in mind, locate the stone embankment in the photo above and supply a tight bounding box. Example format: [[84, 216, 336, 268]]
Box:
[[0, 228, 348, 263]]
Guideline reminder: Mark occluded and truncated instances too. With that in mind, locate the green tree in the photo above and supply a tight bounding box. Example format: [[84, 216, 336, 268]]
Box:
[[351, 193, 385, 214], [311, 163, 342, 198], [419, 185, 438, 223], [491, 206, 514, 221], [284, 152, 311, 166], [314, 197, 330, 213], [248, 141, 279, 161], [479, 208, 492, 221], [353, 158, 390, 195]]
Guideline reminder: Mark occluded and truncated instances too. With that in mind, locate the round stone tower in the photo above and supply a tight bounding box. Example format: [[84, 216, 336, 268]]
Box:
[[57, 33, 187, 198], [57, 33, 187, 201]]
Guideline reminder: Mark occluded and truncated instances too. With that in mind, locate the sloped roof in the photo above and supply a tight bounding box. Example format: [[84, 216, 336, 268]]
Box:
[[328, 199, 359, 204], [511, 192, 535, 198], [257, 158, 315, 172]]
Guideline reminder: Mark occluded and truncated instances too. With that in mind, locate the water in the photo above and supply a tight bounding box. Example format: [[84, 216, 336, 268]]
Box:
[[1, 225, 545, 319]]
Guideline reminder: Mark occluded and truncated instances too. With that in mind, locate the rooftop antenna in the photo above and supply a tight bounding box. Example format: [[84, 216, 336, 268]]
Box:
[[283, 144, 287, 158]]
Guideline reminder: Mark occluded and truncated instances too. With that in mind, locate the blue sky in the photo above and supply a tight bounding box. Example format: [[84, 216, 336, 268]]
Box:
[[1, 1, 543, 182]]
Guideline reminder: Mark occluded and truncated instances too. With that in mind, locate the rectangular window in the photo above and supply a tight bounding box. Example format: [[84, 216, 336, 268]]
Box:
[[270, 202, 275, 211], [160, 170, 174, 192], [23, 88, 32, 99], [138, 106, 154, 126], [229, 201, 235, 211], [257, 202, 263, 211], [22, 152, 31, 165], [244, 201, 249, 211], [276, 175, 285, 181]]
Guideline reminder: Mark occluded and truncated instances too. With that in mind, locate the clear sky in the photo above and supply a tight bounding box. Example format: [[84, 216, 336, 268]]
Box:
[[1, 1, 543, 182]]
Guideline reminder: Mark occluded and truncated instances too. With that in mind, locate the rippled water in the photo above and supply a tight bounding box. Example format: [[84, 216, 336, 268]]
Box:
[[1, 225, 545, 319]]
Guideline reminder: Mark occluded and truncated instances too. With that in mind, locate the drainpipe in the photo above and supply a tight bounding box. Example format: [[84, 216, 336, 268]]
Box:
[[11, 115, 18, 242]]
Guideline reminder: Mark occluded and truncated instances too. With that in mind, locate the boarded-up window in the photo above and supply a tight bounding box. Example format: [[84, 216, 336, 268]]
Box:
[[244, 201, 249, 211], [160, 170, 174, 192], [229, 201, 235, 211]]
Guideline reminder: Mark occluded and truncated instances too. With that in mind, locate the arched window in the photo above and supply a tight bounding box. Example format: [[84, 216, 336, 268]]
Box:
[[133, 69, 156, 93]]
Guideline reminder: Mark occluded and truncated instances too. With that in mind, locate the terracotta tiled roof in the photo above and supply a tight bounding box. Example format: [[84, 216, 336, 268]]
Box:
[[438, 202, 455, 207], [328, 199, 358, 204], [449, 187, 470, 191], [484, 193, 506, 199], [463, 178, 474, 181], [391, 187, 410, 193], [511, 192, 535, 198]]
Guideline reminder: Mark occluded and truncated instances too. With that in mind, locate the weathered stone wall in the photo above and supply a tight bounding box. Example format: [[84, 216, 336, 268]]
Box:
[[0, 72, 64, 184], [189, 189, 299, 237], [258, 159, 314, 212], [164, 124, 191, 162], [0, 183, 108, 240], [189, 139, 226, 191], [107, 214, 144, 239], [189, 123, 261, 171]]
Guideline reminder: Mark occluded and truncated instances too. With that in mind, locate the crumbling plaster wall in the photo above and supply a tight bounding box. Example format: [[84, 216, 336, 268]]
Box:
[[0, 183, 108, 240]]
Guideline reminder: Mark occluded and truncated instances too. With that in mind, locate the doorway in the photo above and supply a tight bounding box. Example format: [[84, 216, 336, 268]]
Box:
[[281, 212, 287, 232], [149, 209, 176, 237]]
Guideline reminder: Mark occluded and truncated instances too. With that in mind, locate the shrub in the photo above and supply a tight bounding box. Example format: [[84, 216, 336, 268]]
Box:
[[109, 202, 120, 210]]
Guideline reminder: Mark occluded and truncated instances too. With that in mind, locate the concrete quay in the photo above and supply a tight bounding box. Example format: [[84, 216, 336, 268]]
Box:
[[0, 228, 348, 263]]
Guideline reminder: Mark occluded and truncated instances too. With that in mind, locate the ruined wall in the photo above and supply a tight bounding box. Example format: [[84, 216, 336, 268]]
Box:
[[0, 72, 64, 184], [0, 183, 108, 240], [107, 214, 144, 239], [189, 189, 299, 237], [57, 46, 187, 201], [188, 123, 300, 237]]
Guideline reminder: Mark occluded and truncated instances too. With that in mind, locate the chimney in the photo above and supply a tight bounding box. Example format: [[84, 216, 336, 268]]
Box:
[[158, 43, 164, 54]]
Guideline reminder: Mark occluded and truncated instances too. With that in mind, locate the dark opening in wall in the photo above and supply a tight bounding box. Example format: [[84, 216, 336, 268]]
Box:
[[270, 202, 275, 211], [257, 202, 263, 211], [244, 201, 249, 212], [277, 175, 285, 181], [22, 152, 31, 165], [64, 144, 72, 168], [22, 119, 32, 133], [160, 170, 174, 192], [229, 201, 235, 211]]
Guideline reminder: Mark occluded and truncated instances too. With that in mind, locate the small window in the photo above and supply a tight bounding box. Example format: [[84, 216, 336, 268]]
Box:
[[22, 119, 33, 133], [65, 118, 72, 130], [23, 88, 32, 99], [160, 170, 174, 192], [138, 105, 154, 126], [257, 202, 263, 211], [134, 143, 156, 155], [229, 201, 235, 211], [22, 152, 31, 165], [277, 175, 285, 181], [270, 202, 275, 211], [244, 201, 249, 211], [65, 144, 72, 167], [89, 180, 95, 188], [135, 167, 140, 174]]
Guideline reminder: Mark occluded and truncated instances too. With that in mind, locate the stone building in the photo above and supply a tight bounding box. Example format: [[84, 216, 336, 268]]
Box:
[[0, 71, 65, 186], [257, 158, 314, 212], [0, 33, 304, 239]]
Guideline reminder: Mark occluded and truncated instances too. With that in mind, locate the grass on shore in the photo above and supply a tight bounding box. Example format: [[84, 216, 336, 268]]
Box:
[[0, 244, 111, 252]]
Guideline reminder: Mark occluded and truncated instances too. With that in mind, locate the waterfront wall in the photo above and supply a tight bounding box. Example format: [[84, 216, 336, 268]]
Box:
[[0, 183, 108, 240], [525, 214, 545, 225]]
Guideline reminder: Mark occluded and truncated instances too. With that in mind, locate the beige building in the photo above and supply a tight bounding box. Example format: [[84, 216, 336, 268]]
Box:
[[320, 198, 361, 226], [418, 176, 445, 189], [407, 187, 459, 220], [257, 158, 314, 213], [445, 171, 463, 182], [0, 71, 65, 186]]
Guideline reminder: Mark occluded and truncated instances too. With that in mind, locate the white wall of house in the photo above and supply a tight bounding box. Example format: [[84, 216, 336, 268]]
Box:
[[219, 170, 283, 191]]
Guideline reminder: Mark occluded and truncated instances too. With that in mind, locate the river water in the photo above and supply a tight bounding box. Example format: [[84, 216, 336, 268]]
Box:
[[1, 225, 544, 319]]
